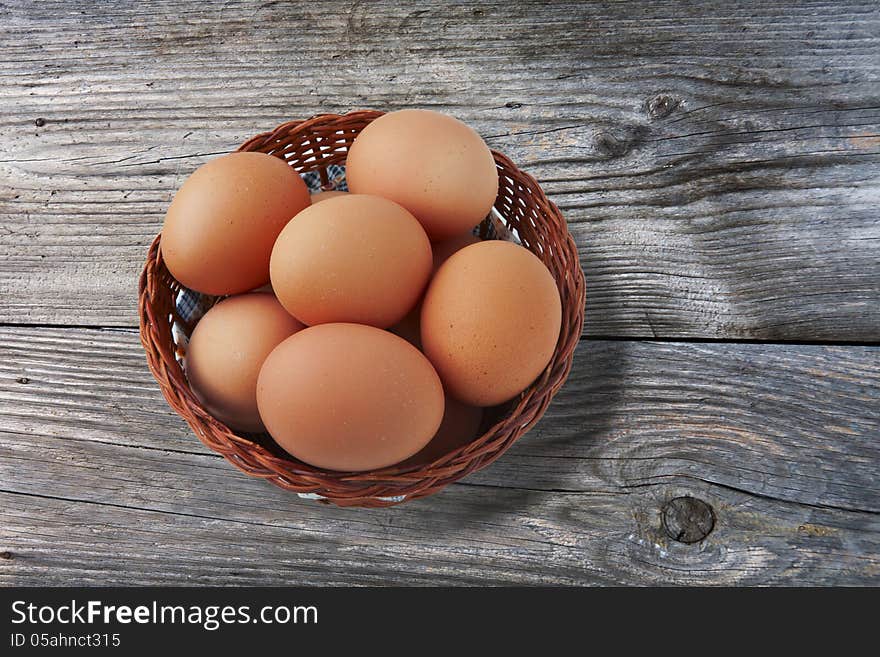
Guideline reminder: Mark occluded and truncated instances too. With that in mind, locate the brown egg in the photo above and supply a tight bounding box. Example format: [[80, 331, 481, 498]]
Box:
[[257, 323, 444, 471], [346, 109, 499, 240], [402, 395, 484, 466], [420, 241, 562, 407], [161, 152, 310, 295], [431, 231, 481, 273], [309, 190, 348, 204], [186, 293, 304, 432], [270, 194, 432, 328]]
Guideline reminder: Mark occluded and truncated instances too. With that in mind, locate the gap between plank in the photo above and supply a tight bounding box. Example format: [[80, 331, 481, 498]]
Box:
[[1, 322, 879, 347], [584, 335, 880, 347], [0, 322, 137, 333]]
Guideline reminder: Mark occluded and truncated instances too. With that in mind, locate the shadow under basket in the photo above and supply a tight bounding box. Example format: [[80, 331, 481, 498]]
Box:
[[138, 110, 586, 508]]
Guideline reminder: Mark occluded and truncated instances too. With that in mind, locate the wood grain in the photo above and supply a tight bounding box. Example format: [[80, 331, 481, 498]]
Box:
[[1, 0, 879, 338], [3, 486, 878, 586], [1, 327, 877, 585], [1, 0, 878, 588]]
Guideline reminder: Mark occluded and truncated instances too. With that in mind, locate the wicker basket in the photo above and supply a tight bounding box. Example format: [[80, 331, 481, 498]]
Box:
[[138, 110, 585, 507]]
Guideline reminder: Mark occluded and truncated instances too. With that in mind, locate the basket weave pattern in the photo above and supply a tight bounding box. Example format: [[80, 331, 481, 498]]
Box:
[[138, 110, 585, 507]]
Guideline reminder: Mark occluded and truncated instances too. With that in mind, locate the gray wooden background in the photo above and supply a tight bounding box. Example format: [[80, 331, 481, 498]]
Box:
[[1, 0, 878, 585]]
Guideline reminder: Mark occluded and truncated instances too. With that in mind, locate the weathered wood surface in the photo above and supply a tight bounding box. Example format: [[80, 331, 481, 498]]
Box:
[[1, 328, 877, 585], [1, 0, 879, 338], [1, 0, 878, 586]]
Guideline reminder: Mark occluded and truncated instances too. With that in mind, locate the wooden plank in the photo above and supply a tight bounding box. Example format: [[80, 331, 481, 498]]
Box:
[[2, 327, 878, 511], [1, 0, 879, 338], [492, 339, 880, 513], [1, 326, 877, 584], [2, 486, 878, 586], [0, 327, 200, 453]]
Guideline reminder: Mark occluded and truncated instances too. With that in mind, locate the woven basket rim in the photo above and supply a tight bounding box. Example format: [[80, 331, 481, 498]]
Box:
[[138, 109, 586, 508]]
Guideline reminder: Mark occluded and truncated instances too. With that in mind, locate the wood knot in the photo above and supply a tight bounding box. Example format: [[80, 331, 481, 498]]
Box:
[[0, 551, 13, 560], [16, 377, 30, 384], [646, 94, 679, 119], [594, 132, 631, 158], [505, 102, 522, 109], [662, 496, 715, 544], [34, 118, 46, 127]]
